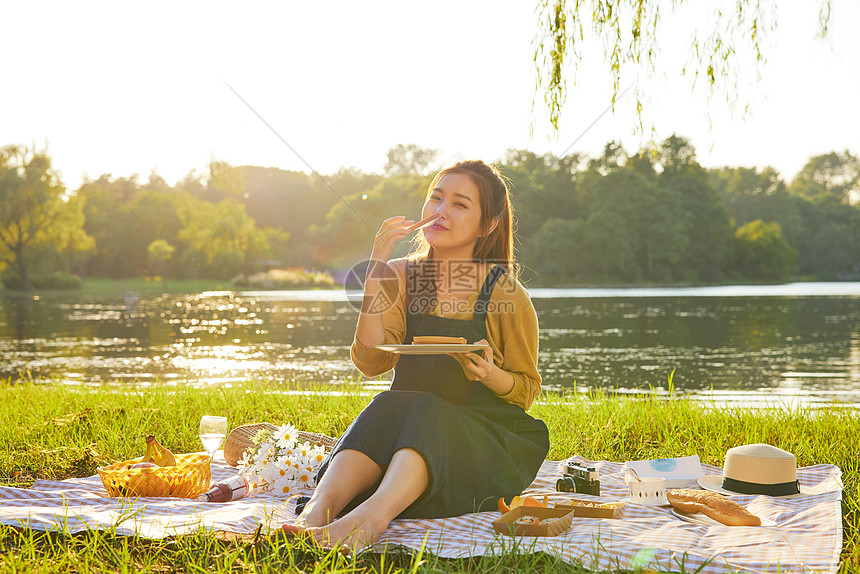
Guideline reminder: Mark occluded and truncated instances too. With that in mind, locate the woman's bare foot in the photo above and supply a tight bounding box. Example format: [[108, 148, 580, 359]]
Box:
[[278, 523, 305, 537], [278, 498, 339, 539], [293, 496, 341, 528], [282, 447, 427, 550], [305, 506, 390, 550]]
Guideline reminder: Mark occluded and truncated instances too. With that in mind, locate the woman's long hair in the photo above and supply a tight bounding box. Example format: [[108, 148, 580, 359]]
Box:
[[405, 161, 516, 313], [409, 160, 516, 274]]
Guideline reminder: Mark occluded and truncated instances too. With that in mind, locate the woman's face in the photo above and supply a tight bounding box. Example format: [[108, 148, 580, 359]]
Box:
[[421, 173, 484, 256]]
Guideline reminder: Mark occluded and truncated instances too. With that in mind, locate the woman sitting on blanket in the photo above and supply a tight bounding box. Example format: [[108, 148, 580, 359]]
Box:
[[287, 160, 549, 548]]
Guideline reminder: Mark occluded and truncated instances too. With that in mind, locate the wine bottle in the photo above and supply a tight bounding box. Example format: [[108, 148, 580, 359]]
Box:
[[196, 475, 249, 502]]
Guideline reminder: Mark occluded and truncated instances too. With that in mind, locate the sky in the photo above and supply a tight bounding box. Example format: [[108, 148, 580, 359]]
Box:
[[2, 1, 859, 192]]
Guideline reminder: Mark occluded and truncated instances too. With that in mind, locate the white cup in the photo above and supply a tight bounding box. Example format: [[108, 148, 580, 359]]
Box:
[[629, 477, 667, 505]]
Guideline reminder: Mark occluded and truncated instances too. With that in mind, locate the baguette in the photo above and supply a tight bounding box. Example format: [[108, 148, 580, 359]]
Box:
[[412, 336, 467, 345], [667, 489, 762, 526]]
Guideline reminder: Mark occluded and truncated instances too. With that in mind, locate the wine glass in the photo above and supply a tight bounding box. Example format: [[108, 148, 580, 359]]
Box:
[[199, 415, 228, 462]]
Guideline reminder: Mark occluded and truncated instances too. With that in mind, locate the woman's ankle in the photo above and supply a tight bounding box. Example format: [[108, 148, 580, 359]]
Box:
[[298, 500, 338, 527], [308, 505, 391, 548]]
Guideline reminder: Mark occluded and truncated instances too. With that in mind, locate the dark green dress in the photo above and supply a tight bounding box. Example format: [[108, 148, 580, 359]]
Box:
[[315, 264, 549, 518]]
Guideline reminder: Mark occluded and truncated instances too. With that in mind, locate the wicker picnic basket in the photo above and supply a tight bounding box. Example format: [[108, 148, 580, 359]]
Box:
[[98, 453, 211, 498], [223, 423, 339, 467]]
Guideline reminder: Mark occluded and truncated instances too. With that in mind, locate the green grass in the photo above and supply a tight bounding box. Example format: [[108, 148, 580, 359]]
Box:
[[1, 380, 857, 573]]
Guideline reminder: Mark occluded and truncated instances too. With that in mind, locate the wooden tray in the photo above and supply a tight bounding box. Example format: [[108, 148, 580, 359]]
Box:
[[492, 506, 575, 537], [554, 497, 625, 519]]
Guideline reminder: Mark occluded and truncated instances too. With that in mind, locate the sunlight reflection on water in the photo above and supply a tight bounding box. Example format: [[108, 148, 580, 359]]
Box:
[[1, 283, 858, 408]]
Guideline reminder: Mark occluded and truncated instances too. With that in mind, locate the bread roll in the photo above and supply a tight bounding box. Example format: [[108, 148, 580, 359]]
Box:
[[412, 336, 467, 345], [667, 489, 762, 526]]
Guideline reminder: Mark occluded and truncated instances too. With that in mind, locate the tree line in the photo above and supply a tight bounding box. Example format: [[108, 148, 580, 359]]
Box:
[[1, 137, 858, 291]]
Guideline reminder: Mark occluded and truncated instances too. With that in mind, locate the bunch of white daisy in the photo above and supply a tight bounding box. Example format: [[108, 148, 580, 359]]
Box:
[[237, 423, 327, 496]]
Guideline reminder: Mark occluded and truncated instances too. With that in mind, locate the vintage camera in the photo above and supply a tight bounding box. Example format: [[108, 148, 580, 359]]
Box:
[[556, 461, 600, 496]]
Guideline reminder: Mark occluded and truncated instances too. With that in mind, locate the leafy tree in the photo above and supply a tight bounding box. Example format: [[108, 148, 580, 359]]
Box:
[[533, 0, 833, 131], [384, 144, 439, 176], [789, 151, 859, 204], [78, 175, 139, 277], [581, 208, 638, 281], [261, 227, 292, 267], [175, 196, 273, 279], [500, 149, 581, 266], [12, 138, 853, 287], [78, 175, 182, 278], [710, 166, 808, 246], [303, 168, 387, 266], [509, 138, 737, 284], [241, 167, 314, 232], [586, 142, 627, 175], [308, 174, 427, 270], [532, 218, 583, 283], [711, 167, 790, 218], [147, 239, 175, 290], [620, 152, 688, 279], [656, 135, 731, 281], [207, 160, 247, 201], [788, 193, 859, 276], [580, 159, 653, 281], [240, 165, 335, 267], [808, 222, 857, 279], [143, 171, 173, 194], [732, 220, 797, 280], [175, 169, 207, 199], [0, 145, 93, 290], [324, 167, 385, 200], [500, 150, 553, 244]]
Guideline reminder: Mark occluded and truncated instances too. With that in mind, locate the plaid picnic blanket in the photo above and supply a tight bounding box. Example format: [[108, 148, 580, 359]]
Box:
[[0, 454, 843, 573]]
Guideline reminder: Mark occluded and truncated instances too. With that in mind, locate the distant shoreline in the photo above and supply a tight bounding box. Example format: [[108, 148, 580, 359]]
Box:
[[2, 276, 860, 298]]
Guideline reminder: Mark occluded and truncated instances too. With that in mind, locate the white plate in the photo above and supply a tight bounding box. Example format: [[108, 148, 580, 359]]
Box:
[[624, 497, 671, 508], [671, 508, 776, 527], [375, 344, 489, 355]]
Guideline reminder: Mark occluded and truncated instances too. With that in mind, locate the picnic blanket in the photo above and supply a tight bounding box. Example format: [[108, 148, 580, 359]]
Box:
[[0, 454, 843, 574]]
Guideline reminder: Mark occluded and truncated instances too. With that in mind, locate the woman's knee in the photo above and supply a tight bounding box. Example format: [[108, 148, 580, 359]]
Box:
[[390, 447, 429, 472]]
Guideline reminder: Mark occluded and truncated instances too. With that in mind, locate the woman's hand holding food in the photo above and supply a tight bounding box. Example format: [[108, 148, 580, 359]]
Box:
[[448, 340, 493, 381], [367, 213, 441, 274], [355, 216, 413, 349], [448, 339, 515, 395], [368, 216, 414, 268]]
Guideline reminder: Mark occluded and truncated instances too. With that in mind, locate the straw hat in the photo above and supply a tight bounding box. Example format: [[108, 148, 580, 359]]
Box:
[[697, 444, 818, 497]]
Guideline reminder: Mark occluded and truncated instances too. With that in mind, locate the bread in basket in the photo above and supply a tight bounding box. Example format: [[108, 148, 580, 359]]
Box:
[[98, 453, 211, 498], [223, 423, 338, 467]]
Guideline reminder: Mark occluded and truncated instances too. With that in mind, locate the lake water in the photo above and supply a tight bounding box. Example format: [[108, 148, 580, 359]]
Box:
[[1, 283, 858, 409]]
